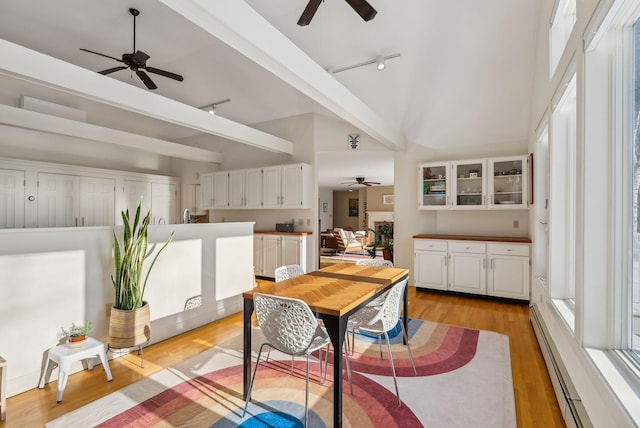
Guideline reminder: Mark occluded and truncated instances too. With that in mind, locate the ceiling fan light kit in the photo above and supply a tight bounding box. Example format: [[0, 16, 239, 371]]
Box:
[[80, 8, 184, 90], [298, 0, 377, 26]]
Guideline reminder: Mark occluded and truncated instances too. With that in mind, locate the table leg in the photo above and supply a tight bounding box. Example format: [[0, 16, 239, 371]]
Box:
[[322, 314, 347, 428], [403, 283, 409, 345], [243, 298, 254, 400]]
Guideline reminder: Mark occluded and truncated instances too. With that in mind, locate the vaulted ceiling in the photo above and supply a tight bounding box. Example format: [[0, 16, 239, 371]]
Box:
[[0, 0, 538, 189]]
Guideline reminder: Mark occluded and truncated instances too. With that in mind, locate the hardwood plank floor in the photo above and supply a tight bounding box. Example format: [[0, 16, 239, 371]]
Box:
[[1, 286, 564, 427]]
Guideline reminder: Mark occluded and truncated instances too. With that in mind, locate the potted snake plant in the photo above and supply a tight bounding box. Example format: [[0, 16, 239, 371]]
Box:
[[109, 201, 173, 349]]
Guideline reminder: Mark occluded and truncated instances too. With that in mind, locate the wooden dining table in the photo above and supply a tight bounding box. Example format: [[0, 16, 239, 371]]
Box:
[[242, 263, 410, 428]]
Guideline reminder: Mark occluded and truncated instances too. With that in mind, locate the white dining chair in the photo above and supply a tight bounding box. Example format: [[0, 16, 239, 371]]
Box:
[[346, 278, 416, 406], [243, 293, 331, 427], [274, 264, 305, 282]]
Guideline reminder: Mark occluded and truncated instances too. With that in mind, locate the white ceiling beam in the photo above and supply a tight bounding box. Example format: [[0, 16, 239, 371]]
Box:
[[159, 0, 406, 151], [0, 38, 294, 155], [0, 104, 224, 163]]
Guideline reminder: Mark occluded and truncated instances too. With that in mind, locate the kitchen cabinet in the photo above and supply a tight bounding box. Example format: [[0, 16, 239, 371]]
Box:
[[418, 155, 528, 210], [0, 168, 25, 228], [200, 172, 214, 209], [447, 241, 486, 294], [254, 232, 311, 278], [121, 179, 152, 221], [182, 184, 206, 215], [79, 176, 115, 226], [413, 236, 530, 300], [262, 163, 312, 209], [414, 239, 448, 290], [229, 168, 262, 209], [487, 243, 530, 299], [488, 156, 528, 209], [451, 159, 486, 209], [151, 183, 177, 224], [213, 171, 229, 209], [37, 173, 80, 227]]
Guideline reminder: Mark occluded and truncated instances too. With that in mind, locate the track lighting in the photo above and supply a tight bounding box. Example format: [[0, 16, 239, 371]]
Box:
[[199, 98, 231, 115], [329, 53, 400, 74]]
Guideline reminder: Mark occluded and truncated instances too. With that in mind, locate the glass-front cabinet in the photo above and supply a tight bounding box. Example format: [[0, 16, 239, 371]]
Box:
[[418, 155, 528, 210], [488, 156, 528, 209], [451, 159, 486, 209], [418, 162, 449, 209]]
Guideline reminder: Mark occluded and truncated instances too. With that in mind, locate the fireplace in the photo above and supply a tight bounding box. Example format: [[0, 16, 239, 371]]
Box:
[[367, 211, 394, 241]]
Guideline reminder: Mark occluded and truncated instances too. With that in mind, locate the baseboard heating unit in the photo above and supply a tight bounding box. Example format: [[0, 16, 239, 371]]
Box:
[[530, 303, 593, 428]]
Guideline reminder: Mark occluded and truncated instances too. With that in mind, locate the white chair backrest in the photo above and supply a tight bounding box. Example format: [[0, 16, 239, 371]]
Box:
[[355, 259, 394, 267], [367, 278, 408, 331], [274, 264, 305, 282], [253, 293, 318, 354]]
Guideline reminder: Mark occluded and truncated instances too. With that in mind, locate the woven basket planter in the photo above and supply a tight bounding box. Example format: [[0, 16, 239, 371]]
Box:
[[108, 302, 151, 349]]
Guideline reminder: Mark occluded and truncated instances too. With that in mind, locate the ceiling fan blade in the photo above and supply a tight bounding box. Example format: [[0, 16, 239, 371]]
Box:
[[136, 70, 157, 90], [297, 0, 323, 26], [98, 66, 128, 75], [80, 48, 123, 63], [344, 0, 377, 21], [145, 66, 184, 82]]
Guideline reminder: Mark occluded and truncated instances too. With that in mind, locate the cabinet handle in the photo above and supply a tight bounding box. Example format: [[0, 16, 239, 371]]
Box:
[[444, 255, 448, 266], [74, 217, 78, 227], [482, 258, 486, 269], [82, 217, 85, 227]]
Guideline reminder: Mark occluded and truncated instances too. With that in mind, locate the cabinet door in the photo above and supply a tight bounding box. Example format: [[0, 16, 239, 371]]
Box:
[[37, 173, 80, 227], [80, 176, 115, 226], [418, 162, 450, 209], [262, 234, 281, 278], [121, 180, 152, 224], [451, 159, 486, 209], [488, 255, 530, 299], [414, 250, 448, 290], [245, 168, 263, 209], [214, 172, 229, 209], [253, 235, 264, 276], [281, 235, 302, 266], [151, 183, 177, 224], [281, 164, 305, 209], [488, 156, 528, 209], [200, 173, 215, 209], [228, 170, 246, 208], [0, 168, 25, 228], [262, 166, 281, 208], [448, 251, 486, 294]]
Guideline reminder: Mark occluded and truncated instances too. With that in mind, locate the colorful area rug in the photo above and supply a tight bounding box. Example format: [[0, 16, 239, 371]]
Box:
[[46, 319, 515, 428]]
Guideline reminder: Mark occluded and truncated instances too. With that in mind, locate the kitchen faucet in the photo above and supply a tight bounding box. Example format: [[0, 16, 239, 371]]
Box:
[[183, 208, 191, 224]]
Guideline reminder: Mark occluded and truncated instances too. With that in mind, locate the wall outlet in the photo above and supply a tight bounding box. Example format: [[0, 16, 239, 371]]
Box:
[[306, 218, 311, 226], [513, 220, 519, 228]]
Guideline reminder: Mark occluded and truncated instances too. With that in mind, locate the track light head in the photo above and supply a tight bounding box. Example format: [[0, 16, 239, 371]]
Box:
[[376, 55, 386, 71]]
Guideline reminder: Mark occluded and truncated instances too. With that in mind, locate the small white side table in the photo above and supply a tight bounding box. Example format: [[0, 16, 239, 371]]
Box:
[[39, 337, 112, 402], [0, 355, 6, 420]]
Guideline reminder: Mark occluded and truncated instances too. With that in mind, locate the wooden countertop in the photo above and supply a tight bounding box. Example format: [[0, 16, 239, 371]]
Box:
[[413, 234, 531, 243], [254, 230, 312, 236]]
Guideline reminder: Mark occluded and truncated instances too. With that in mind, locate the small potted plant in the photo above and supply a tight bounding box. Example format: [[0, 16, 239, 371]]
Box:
[[366, 222, 394, 262], [59, 321, 94, 347]]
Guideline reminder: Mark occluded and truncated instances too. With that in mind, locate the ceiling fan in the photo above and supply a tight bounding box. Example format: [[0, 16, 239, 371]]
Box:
[[298, 0, 377, 26], [80, 8, 183, 90], [341, 177, 381, 187]]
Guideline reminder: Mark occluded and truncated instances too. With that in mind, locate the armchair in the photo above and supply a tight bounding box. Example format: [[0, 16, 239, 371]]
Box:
[[333, 228, 365, 255]]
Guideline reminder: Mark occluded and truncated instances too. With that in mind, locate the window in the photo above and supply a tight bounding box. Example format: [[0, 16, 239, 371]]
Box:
[[631, 18, 640, 358], [550, 0, 577, 77]]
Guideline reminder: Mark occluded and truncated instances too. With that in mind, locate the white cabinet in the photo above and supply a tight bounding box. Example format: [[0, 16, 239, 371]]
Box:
[[0, 168, 25, 228], [448, 241, 486, 294], [151, 183, 177, 224], [121, 179, 152, 220], [254, 233, 311, 278], [213, 171, 230, 209], [487, 243, 530, 299], [419, 156, 528, 210], [451, 159, 487, 209], [183, 184, 206, 215], [229, 169, 262, 209], [37, 173, 80, 227], [200, 173, 215, 209], [413, 237, 530, 300], [488, 156, 528, 209], [79, 176, 115, 226], [414, 240, 448, 290], [263, 163, 312, 209]]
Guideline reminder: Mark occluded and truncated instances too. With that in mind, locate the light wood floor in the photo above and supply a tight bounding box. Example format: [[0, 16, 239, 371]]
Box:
[[1, 286, 564, 427]]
